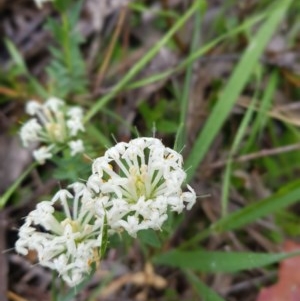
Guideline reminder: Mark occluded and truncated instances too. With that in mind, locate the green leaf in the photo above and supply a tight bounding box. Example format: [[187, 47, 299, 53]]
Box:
[[241, 71, 278, 153], [5, 39, 47, 96], [0, 162, 37, 208], [100, 213, 108, 257], [5, 39, 27, 73], [186, 270, 226, 301], [157, 120, 178, 134], [138, 229, 162, 248], [154, 249, 300, 273], [215, 179, 300, 233], [221, 66, 263, 216], [53, 0, 72, 13], [46, 3, 87, 98], [176, 0, 204, 151], [52, 154, 90, 182], [181, 179, 300, 248]]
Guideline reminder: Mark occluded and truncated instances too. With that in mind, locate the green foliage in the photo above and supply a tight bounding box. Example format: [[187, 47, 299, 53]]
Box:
[[185, 0, 293, 181], [53, 0, 72, 12], [46, 1, 87, 97], [4, 39, 47, 97], [176, 1, 203, 151], [138, 99, 178, 134], [181, 179, 300, 249], [186, 271, 226, 301], [221, 69, 262, 216], [241, 71, 278, 154], [138, 229, 162, 248], [52, 154, 90, 182], [276, 210, 300, 237], [84, 0, 201, 122], [0, 163, 37, 208]]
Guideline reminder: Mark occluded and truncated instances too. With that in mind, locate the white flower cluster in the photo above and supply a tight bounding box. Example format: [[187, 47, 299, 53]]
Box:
[[16, 183, 104, 287], [87, 137, 196, 237], [16, 137, 196, 286], [20, 97, 85, 164]]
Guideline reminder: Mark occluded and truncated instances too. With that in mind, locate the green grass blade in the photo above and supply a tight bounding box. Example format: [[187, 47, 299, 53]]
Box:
[[5, 39, 27, 72], [86, 124, 112, 148], [215, 179, 300, 233], [221, 94, 259, 216], [176, 0, 205, 151], [84, 1, 201, 123], [127, 12, 267, 91], [154, 249, 300, 273], [5, 39, 48, 97], [186, 270, 226, 301], [0, 162, 37, 208], [221, 70, 261, 216], [185, 0, 292, 182], [242, 71, 278, 153], [181, 179, 300, 248]]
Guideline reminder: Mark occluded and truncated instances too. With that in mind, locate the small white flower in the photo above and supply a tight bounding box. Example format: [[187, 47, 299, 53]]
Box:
[[88, 137, 196, 237], [33, 146, 54, 164], [20, 118, 43, 147], [117, 216, 144, 238], [66, 119, 85, 137], [15, 183, 104, 287], [26, 100, 42, 115], [45, 97, 64, 111], [67, 107, 84, 119], [20, 97, 86, 164], [144, 210, 168, 230], [183, 185, 197, 210], [69, 139, 85, 156]]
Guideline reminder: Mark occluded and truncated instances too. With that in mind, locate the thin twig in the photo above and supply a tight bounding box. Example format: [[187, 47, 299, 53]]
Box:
[[210, 143, 300, 169], [7, 291, 28, 301], [223, 271, 277, 296], [93, 6, 128, 92]]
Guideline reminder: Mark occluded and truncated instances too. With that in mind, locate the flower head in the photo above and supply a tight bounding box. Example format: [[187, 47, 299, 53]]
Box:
[[20, 97, 85, 164], [87, 137, 196, 237], [15, 184, 104, 287]]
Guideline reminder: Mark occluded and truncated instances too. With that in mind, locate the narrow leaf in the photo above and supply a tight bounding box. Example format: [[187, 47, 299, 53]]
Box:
[[181, 179, 300, 248], [154, 249, 300, 273], [214, 179, 300, 233], [0, 163, 37, 208]]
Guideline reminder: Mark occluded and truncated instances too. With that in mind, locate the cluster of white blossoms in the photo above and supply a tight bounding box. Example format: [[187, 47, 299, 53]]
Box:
[[16, 137, 196, 286], [20, 97, 85, 164], [15, 183, 104, 287], [87, 137, 196, 237]]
